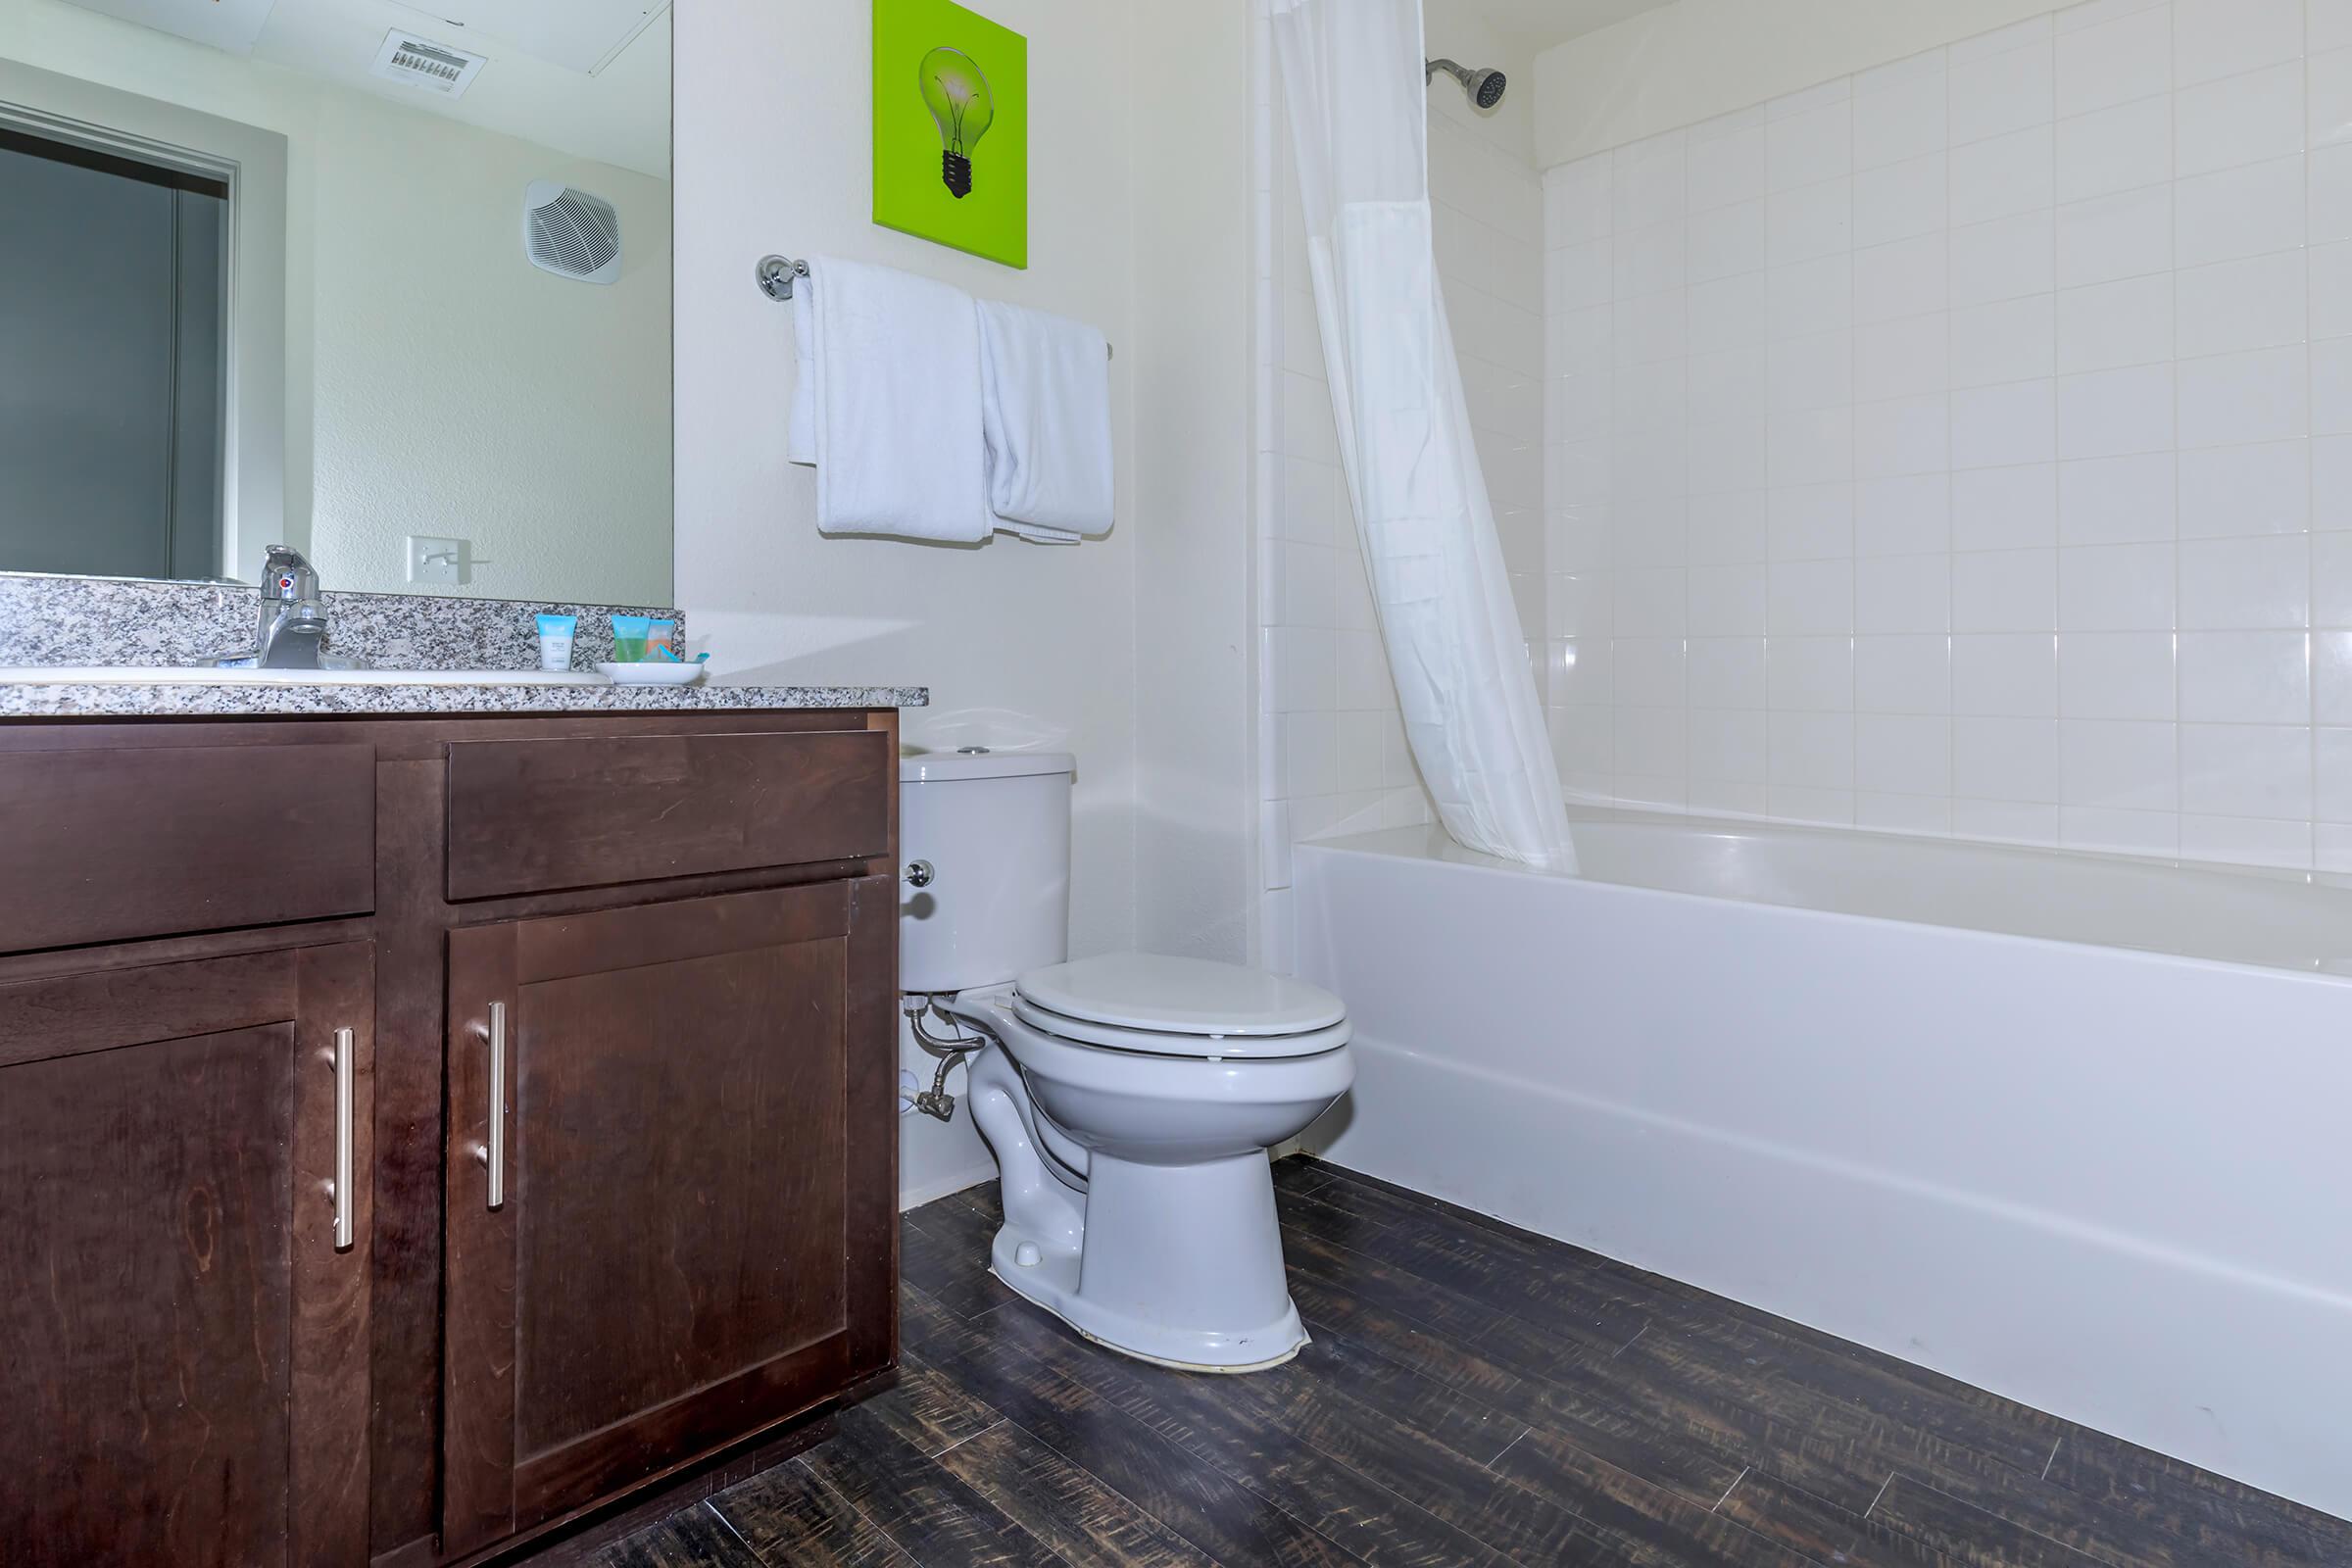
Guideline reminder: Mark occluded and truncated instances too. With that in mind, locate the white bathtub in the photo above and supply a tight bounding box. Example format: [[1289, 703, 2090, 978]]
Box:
[[1293, 808, 2352, 1521]]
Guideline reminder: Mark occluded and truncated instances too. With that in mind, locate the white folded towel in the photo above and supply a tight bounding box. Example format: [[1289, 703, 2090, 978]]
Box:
[[786, 284, 816, 466], [977, 299, 1113, 544], [787, 257, 992, 543]]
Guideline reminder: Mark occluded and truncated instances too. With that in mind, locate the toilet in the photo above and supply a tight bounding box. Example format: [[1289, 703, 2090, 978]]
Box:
[[901, 750, 1353, 1372]]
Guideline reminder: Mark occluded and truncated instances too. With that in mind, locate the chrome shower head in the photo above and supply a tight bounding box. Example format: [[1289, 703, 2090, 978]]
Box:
[[1426, 57, 1507, 109]]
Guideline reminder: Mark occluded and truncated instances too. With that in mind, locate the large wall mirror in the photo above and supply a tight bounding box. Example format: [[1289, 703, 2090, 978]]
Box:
[[0, 0, 672, 606]]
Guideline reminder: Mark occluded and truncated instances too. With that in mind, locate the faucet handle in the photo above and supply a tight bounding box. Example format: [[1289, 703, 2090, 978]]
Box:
[[261, 546, 318, 602]]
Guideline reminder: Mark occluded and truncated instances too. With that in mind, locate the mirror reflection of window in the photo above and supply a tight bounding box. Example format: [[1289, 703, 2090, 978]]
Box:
[[0, 125, 228, 581]]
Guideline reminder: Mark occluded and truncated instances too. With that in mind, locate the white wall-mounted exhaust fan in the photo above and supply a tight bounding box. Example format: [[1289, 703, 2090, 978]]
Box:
[[522, 181, 622, 284], [370, 29, 487, 97]]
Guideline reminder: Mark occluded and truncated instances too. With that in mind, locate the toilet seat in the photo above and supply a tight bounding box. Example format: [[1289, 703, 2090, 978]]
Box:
[[1010, 996, 1350, 1059], [1011, 953, 1349, 1060]]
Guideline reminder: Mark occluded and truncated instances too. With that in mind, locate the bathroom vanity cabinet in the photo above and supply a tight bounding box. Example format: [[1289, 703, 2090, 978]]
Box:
[[0, 708, 903, 1567]]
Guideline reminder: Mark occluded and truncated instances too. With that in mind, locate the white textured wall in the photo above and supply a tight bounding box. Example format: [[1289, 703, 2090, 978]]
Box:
[[677, 0, 1258, 1204], [2, 0, 674, 603]]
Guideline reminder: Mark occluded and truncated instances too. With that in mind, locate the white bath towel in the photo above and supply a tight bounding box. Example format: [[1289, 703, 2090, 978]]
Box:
[[977, 299, 1113, 543], [787, 257, 992, 543], [786, 284, 815, 466]]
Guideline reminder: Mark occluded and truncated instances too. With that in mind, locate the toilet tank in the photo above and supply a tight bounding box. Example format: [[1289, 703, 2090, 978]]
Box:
[[899, 751, 1073, 995]]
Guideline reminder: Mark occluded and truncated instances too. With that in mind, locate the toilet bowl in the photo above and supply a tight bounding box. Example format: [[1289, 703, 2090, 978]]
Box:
[[900, 752, 1354, 1371], [947, 956, 1352, 1371]]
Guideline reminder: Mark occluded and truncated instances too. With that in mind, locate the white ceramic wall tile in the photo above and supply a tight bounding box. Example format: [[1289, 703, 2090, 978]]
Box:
[[2055, 364, 2176, 459], [2318, 0, 2352, 58], [1856, 634, 1954, 712], [2061, 630, 2178, 718], [2173, 0, 2304, 89], [1855, 74, 1949, 172], [2056, 95, 2174, 202], [2172, 63, 2305, 179], [2175, 156, 2306, 267], [2055, 3, 2171, 117], [2177, 346, 2310, 448], [1767, 99, 1853, 191], [1951, 211, 2057, 306], [1954, 633, 2061, 715], [2312, 142, 2352, 241], [1953, 296, 2059, 387], [2178, 630, 2312, 720], [2058, 541, 2177, 628], [1528, 2, 2351, 867], [1950, 126, 2057, 225], [2058, 452, 2176, 543], [2179, 534, 2312, 626], [2315, 47, 2352, 146], [2175, 442, 2309, 538], [1951, 380, 2058, 468], [2176, 251, 2307, 358], [1951, 35, 2054, 149], [1955, 464, 2060, 551], [2056, 185, 2173, 285]]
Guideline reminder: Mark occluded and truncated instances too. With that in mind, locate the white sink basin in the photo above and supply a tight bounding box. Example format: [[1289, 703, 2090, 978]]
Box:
[[0, 665, 612, 687]]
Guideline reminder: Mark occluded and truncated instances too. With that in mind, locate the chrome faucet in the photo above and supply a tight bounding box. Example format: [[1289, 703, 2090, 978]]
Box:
[[255, 546, 329, 667], [219, 546, 351, 669]]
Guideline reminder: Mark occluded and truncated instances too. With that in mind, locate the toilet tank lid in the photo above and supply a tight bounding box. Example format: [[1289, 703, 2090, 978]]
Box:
[[900, 750, 1075, 783]]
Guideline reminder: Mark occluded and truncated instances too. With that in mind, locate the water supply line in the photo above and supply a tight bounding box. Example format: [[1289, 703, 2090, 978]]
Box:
[[901, 993, 990, 1121]]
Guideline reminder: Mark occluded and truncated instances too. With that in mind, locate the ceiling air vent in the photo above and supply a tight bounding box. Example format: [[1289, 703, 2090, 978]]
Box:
[[370, 30, 487, 97], [522, 181, 622, 284]]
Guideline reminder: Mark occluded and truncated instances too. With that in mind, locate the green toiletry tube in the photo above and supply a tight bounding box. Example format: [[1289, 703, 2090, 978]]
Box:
[[612, 613, 653, 662]]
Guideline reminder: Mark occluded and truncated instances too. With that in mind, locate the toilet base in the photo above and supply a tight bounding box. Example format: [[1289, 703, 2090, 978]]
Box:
[[961, 1036, 1316, 1373], [985, 1219, 1310, 1374]]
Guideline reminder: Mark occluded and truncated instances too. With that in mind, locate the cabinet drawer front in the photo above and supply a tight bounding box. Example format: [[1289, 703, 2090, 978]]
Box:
[[444, 729, 890, 901], [0, 743, 375, 954]]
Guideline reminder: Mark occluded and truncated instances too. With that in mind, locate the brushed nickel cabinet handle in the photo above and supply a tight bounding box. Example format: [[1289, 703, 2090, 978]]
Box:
[[329, 1027, 356, 1251], [478, 1002, 507, 1211]]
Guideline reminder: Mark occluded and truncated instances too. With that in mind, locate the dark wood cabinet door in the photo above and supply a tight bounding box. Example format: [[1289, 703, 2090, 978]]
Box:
[[0, 942, 375, 1568], [442, 878, 896, 1553]]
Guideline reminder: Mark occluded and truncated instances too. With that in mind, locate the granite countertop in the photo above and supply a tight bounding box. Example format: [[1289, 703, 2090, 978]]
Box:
[[0, 679, 928, 718]]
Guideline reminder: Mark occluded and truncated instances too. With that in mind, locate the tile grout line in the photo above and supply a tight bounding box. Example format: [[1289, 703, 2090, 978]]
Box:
[[930, 1417, 1007, 1461], [792, 1453, 926, 1568], [700, 1497, 760, 1557], [1712, 1465, 1752, 1513], [975, 1250, 1535, 1568], [1863, 1470, 1896, 1520], [989, 1411, 1233, 1568]]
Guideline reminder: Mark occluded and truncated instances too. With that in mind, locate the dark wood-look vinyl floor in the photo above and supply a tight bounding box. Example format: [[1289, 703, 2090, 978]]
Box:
[[590, 1156, 2350, 1568]]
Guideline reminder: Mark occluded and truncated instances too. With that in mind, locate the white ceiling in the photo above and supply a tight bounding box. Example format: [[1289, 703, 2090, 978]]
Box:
[[55, 0, 670, 176], [256, 0, 670, 176], [1465, 0, 1679, 56]]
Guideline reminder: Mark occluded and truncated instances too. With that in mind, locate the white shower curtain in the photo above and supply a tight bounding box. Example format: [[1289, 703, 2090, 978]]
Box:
[[1271, 0, 1577, 873]]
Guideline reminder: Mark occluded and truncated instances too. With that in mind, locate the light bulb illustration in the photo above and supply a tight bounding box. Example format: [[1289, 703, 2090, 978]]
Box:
[[918, 45, 994, 199]]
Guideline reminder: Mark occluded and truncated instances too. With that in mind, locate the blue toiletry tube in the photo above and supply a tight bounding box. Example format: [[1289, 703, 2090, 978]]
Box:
[[536, 612, 577, 672]]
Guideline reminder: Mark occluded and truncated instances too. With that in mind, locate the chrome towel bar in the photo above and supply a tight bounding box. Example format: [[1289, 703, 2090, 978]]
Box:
[[756, 253, 1111, 358]]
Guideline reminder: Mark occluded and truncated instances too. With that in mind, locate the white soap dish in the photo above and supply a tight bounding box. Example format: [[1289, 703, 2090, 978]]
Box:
[[596, 662, 706, 687]]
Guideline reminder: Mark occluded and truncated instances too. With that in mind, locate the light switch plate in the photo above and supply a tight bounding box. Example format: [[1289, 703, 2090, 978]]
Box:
[[406, 535, 466, 586]]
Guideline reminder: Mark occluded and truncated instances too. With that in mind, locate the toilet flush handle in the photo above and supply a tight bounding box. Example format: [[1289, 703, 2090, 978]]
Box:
[[905, 859, 936, 888]]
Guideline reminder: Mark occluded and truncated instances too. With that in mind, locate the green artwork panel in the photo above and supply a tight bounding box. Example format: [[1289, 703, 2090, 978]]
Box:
[[873, 0, 1028, 269]]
